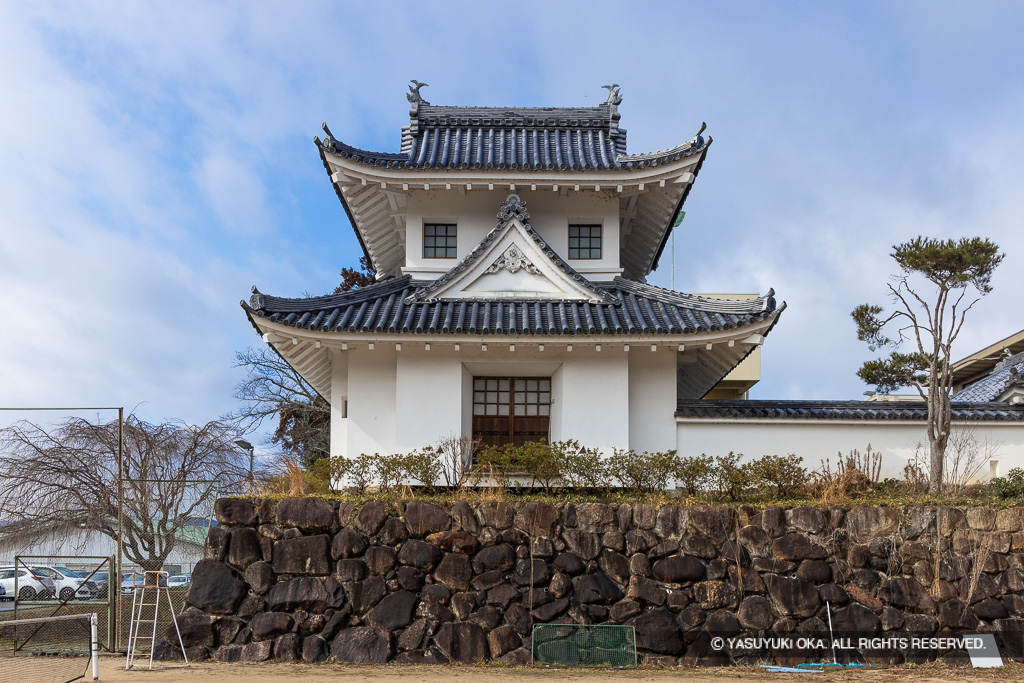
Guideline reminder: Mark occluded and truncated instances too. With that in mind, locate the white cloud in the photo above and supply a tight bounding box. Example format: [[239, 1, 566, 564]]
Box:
[[2, 0, 1024, 435]]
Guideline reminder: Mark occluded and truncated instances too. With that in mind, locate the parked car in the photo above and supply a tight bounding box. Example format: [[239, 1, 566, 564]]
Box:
[[91, 574, 110, 599], [0, 566, 58, 601], [166, 574, 191, 588], [30, 565, 101, 602]]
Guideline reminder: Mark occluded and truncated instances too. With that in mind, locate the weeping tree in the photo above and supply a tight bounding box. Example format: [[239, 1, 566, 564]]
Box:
[[852, 236, 1003, 493], [0, 414, 248, 570]]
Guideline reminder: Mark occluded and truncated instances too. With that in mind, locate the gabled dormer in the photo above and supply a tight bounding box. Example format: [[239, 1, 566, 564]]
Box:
[[315, 83, 709, 283]]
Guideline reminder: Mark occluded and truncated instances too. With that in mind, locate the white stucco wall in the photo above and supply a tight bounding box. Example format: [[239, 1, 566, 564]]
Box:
[[346, 345, 398, 456], [403, 189, 621, 278], [629, 347, 678, 452], [333, 343, 672, 458], [675, 419, 1024, 482]]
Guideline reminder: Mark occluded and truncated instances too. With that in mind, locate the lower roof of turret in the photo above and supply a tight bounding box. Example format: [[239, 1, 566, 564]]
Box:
[[242, 276, 783, 338]]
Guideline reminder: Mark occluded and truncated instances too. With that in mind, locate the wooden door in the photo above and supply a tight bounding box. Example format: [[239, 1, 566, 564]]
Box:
[[472, 377, 551, 448]]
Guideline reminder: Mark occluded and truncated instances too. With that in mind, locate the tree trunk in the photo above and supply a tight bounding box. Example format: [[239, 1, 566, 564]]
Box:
[[928, 436, 943, 493]]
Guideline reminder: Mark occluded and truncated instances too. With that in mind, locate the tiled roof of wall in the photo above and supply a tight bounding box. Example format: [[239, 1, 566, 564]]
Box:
[[675, 399, 1024, 421]]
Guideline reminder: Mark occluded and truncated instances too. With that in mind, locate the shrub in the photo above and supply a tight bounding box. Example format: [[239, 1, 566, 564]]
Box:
[[712, 452, 752, 501], [332, 453, 376, 493], [374, 452, 410, 492], [750, 454, 807, 497], [404, 448, 442, 489], [991, 467, 1024, 499], [558, 441, 609, 489], [674, 454, 714, 496], [607, 448, 679, 494]]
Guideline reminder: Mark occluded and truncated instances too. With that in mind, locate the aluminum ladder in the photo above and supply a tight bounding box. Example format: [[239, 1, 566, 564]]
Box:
[[125, 570, 189, 670]]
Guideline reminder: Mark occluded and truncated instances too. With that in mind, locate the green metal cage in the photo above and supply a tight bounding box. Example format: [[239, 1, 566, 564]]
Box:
[[531, 624, 637, 668]]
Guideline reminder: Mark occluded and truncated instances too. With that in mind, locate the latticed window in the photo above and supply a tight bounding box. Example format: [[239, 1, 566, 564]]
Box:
[[424, 223, 457, 258], [568, 224, 601, 259], [472, 377, 551, 448]]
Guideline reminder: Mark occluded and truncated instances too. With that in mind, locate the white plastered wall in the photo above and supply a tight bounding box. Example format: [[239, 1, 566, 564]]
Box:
[[628, 348, 678, 452], [675, 419, 1024, 482], [403, 189, 621, 279], [329, 349, 348, 458], [345, 345, 398, 457], [332, 343, 651, 458]]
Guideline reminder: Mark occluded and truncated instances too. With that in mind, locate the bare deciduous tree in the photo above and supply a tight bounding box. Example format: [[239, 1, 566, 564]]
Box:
[[0, 414, 248, 571], [227, 345, 330, 469]]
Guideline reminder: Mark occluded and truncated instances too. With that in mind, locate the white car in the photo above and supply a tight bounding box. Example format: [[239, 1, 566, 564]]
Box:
[[0, 566, 57, 601], [166, 574, 191, 588], [31, 565, 101, 602]]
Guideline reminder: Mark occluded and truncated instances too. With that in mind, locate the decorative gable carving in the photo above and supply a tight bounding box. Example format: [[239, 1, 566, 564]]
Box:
[[408, 194, 618, 304], [485, 245, 540, 275]]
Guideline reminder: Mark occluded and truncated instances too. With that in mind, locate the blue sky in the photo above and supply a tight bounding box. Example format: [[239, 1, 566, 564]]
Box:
[[2, 1, 1023, 439]]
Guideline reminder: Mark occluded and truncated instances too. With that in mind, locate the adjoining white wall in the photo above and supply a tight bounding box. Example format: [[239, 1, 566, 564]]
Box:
[[676, 419, 1024, 482], [628, 348, 678, 453], [403, 189, 621, 278]]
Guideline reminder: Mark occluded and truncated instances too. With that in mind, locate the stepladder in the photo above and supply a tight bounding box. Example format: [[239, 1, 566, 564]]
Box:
[[125, 570, 189, 670]]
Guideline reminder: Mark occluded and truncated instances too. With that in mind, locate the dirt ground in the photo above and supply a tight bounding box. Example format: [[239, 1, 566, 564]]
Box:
[[96, 656, 1023, 683]]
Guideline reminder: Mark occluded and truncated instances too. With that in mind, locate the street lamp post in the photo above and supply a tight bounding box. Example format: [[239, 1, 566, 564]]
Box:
[[234, 439, 255, 494]]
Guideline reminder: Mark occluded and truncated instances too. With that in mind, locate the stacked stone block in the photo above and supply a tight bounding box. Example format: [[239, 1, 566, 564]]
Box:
[[168, 499, 1024, 666]]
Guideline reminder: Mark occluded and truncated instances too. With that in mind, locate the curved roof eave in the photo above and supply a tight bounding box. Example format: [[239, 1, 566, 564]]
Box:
[[316, 140, 374, 276]]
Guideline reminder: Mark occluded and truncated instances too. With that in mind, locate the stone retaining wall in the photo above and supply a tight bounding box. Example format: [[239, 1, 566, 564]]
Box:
[[172, 499, 1024, 666]]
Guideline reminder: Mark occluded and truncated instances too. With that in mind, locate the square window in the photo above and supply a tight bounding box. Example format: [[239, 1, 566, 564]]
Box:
[[424, 223, 457, 258], [569, 224, 602, 260]]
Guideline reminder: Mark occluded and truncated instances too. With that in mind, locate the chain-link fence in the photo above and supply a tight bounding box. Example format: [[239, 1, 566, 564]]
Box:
[[2, 556, 114, 657], [0, 613, 98, 683], [115, 478, 217, 651]]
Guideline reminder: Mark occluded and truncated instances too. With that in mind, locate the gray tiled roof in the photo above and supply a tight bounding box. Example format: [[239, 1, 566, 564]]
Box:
[[675, 399, 1024, 421], [243, 277, 782, 337], [316, 103, 707, 171], [953, 351, 1024, 402]]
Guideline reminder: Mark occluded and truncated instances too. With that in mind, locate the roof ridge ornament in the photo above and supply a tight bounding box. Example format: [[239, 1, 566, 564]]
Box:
[[497, 193, 530, 222], [249, 285, 265, 311], [602, 84, 622, 105], [318, 122, 338, 153]]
